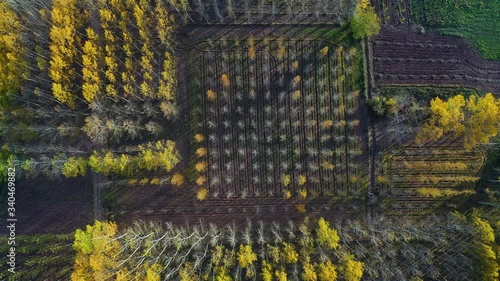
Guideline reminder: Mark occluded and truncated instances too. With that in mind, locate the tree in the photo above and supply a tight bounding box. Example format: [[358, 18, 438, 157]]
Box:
[[71, 221, 119, 281], [0, 2, 25, 108], [49, 0, 80, 108], [237, 244, 257, 268], [171, 173, 185, 186], [302, 262, 318, 281], [282, 242, 298, 264], [350, 0, 381, 39], [82, 28, 102, 103], [318, 260, 337, 281], [275, 268, 287, 281], [62, 156, 88, 178], [344, 257, 364, 281], [316, 218, 340, 250], [261, 260, 273, 281], [417, 94, 500, 150], [197, 187, 208, 201], [196, 147, 207, 157]]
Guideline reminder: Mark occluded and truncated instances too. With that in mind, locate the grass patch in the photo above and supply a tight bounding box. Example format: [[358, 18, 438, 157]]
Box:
[[411, 0, 500, 60]]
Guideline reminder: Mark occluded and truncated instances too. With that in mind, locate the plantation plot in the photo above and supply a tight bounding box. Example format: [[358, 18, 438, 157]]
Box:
[[190, 39, 367, 198], [379, 143, 485, 215]]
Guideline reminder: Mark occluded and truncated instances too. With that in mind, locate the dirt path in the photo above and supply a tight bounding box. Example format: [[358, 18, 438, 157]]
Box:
[[91, 172, 105, 221]]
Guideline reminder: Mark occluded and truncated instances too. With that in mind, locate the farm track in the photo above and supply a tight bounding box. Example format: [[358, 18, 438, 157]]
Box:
[[372, 26, 500, 93], [113, 195, 364, 226]]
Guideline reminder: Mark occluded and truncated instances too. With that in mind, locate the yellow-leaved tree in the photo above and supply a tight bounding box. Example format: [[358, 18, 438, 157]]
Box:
[[49, 0, 80, 108], [417, 94, 500, 151], [82, 28, 102, 103], [316, 218, 340, 250], [71, 221, 119, 281], [0, 2, 26, 107]]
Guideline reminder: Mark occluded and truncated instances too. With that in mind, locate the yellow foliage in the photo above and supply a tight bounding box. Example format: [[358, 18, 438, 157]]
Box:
[[318, 260, 337, 281], [320, 46, 329, 56], [194, 134, 205, 142], [145, 263, 162, 281], [321, 120, 334, 129], [171, 173, 185, 186], [275, 268, 288, 281], [49, 0, 79, 108], [277, 46, 286, 59], [344, 258, 364, 281], [179, 263, 196, 281], [316, 218, 340, 250], [300, 189, 308, 199], [321, 161, 335, 171], [207, 89, 217, 101], [221, 74, 230, 88], [282, 242, 299, 264], [196, 147, 207, 157], [292, 90, 301, 101], [247, 47, 256, 60], [283, 174, 291, 187], [237, 244, 257, 268], [296, 204, 306, 213], [298, 175, 307, 186], [302, 262, 318, 281], [197, 187, 208, 201], [293, 75, 301, 85], [472, 216, 495, 243], [0, 2, 25, 98], [261, 260, 273, 281], [416, 188, 475, 198], [196, 176, 206, 186], [292, 60, 299, 70], [376, 175, 390, 185], [195, 162, 207, 172], [284, 190, 292, 199], [71, 221, 119, 281], [418, 94, 500, 150]]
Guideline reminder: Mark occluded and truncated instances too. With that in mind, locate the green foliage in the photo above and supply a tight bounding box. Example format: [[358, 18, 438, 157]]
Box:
[[368, 96, 397, 116], [411, 0, 500, 59], [350, 0, 381, 39], [62, 156, 88, 178]]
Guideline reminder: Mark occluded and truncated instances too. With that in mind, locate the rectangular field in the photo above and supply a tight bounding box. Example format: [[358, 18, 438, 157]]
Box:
[[189, 39, 367, 198]]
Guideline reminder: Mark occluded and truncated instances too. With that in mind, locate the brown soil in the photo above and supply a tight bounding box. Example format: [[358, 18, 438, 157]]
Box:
[[0, 176, 93, 235], [371, 26, 500, 93], [104, 183, 364, 228]]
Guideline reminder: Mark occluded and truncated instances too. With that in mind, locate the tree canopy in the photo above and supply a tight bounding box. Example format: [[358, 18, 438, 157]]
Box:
[[417, 93, 500, 150], [350, 0, 381, 39]]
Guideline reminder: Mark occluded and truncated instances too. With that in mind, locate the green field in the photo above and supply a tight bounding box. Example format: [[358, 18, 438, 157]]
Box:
[[412, 0, 500, 60]]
